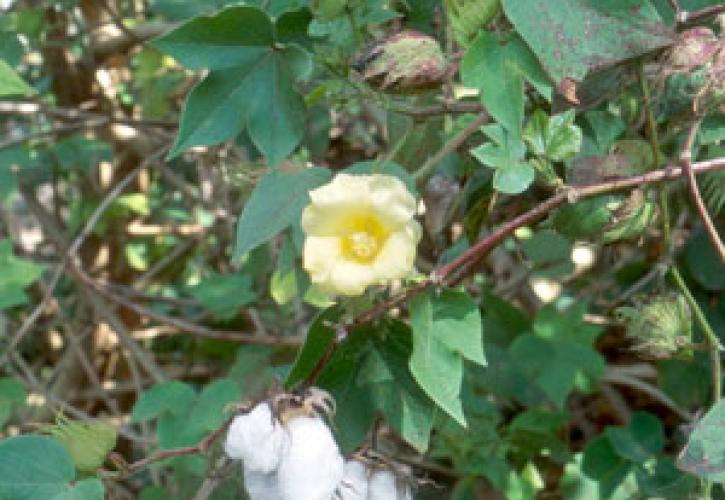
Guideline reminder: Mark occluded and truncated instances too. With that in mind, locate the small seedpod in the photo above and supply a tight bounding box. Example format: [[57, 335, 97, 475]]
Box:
[[601, 189, 658, 243], [354, 31, 447, 91], [617, 293, 693, 359]]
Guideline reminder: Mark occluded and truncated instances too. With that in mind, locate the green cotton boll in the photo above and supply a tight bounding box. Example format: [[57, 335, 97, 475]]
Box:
[[601, 190, 658, 243], [616, 293, 692, 360], [356, 31, 446, 91], [42, 415, 117, 472], [445, 0, 501, 47]]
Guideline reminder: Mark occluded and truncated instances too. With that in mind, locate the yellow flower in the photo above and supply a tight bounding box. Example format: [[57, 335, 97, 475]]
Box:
[[301, 174, 421, 296]]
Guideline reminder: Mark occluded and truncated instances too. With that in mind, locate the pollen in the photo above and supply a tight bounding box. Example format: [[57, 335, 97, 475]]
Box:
[[340, 214, 387, 263]]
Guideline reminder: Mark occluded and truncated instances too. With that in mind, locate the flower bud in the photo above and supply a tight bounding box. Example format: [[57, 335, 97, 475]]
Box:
[[668, 27, 719, 73], [43, 416, 117, 472], [337, 459, 370, 500], [277, 415, 344, 500], [224, 402, 289, 474], [553, 190, 656, 243], [616, 293, 692, 359], [601, 189, 657, 243], [355, 31, 446, 91]]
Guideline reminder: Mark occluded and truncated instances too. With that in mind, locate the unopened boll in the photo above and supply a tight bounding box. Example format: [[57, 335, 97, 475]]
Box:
[[224, 402, 289, 473], [277, 416, 344, 500], [243, 469, 282, 500], [337, 459, 369, 500]]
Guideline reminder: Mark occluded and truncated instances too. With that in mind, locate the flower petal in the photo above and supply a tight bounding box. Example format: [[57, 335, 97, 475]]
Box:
[[372, 221, 421, 281], [368, 175, 417, 229], [303, 236, 342, 283], [325, 260, 378, 296]]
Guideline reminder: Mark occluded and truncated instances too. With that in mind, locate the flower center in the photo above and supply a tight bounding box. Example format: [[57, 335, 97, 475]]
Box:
[[346, 232, 379, 260], [340, 214, 387, 264]]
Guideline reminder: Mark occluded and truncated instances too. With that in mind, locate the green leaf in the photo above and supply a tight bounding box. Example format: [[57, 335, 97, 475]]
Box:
[[157, 6, 313, 165], [55, 478, 105, 500], [684, 228, 725, 291], [0, 435, 75, 500], [188, 272, 257, 320], [502, 0, 673, 84], [0, 377, 26, 428], [130, 381, 197, 423], [233, 167, 331, 259], [152, 6, 274, 70], [409, 290, 465, 426], [581, 435, 632, 498], [365, 322, 436, 452], [462, 31, 524, 134], [0, 239, 44, 309], [285, 305, 344, 390], [409, 289, 485, 426], [523, 109, 582, 161], [520, 230, 574, 277], [677, 399, 725, 483], [606, 412, 664, 463], [316, 329, 377, 452], [471, 124, 534, 194], [493, 161, 535, 195], [189, 378, 239, 431], [0, 59, 33, 96]]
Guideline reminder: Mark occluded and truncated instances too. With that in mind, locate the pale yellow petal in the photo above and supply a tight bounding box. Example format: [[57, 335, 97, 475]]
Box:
[[371, 220, 421, 281], [367, 175, 417, 229], [326, 261, 378, 296], [303, 236, 342, 283]]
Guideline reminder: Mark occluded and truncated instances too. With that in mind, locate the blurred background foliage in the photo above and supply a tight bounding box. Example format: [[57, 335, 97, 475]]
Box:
[[0, 0, 723, 499]]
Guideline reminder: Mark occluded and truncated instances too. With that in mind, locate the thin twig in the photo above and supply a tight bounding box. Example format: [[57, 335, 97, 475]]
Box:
[[680, 118, 724, 262], [677, 4, 725, 24], [363, 159, 724, 335], [77, 271, 303, 347], [604, 368, 693, 422], [413, 112, 489, 186], [0, 148, 166, 367]]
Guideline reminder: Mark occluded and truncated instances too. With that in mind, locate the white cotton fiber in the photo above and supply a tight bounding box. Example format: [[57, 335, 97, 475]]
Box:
[[368, 469, 397, 500], [277, 415, 344, 500], [224, 402, 289, 473], [336, 459, 369, 500], [243, 468, 282, 500]]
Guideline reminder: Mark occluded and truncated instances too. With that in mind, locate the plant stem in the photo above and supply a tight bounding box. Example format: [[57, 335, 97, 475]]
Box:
[[671, 267, 722, 405], [640, 62, 721, 499], [413, 112, 489, 186]]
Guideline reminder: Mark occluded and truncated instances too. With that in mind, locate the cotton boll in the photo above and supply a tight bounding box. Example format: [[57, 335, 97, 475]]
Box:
[[243, 468, 282, 500], [277, 416, 344, 500], [397, 481, 414, 500], [368, 469, 397, 500], [336, 459, 369, 500], [224, 402, 289, 473]]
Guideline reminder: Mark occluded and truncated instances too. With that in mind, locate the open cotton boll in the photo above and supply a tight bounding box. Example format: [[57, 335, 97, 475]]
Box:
[[224, 402, 289, 473], [243, 468, 282, 500], [336, 459, 369, 500], [277, 416, 344, 500], [368, 469, 397, 499]]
